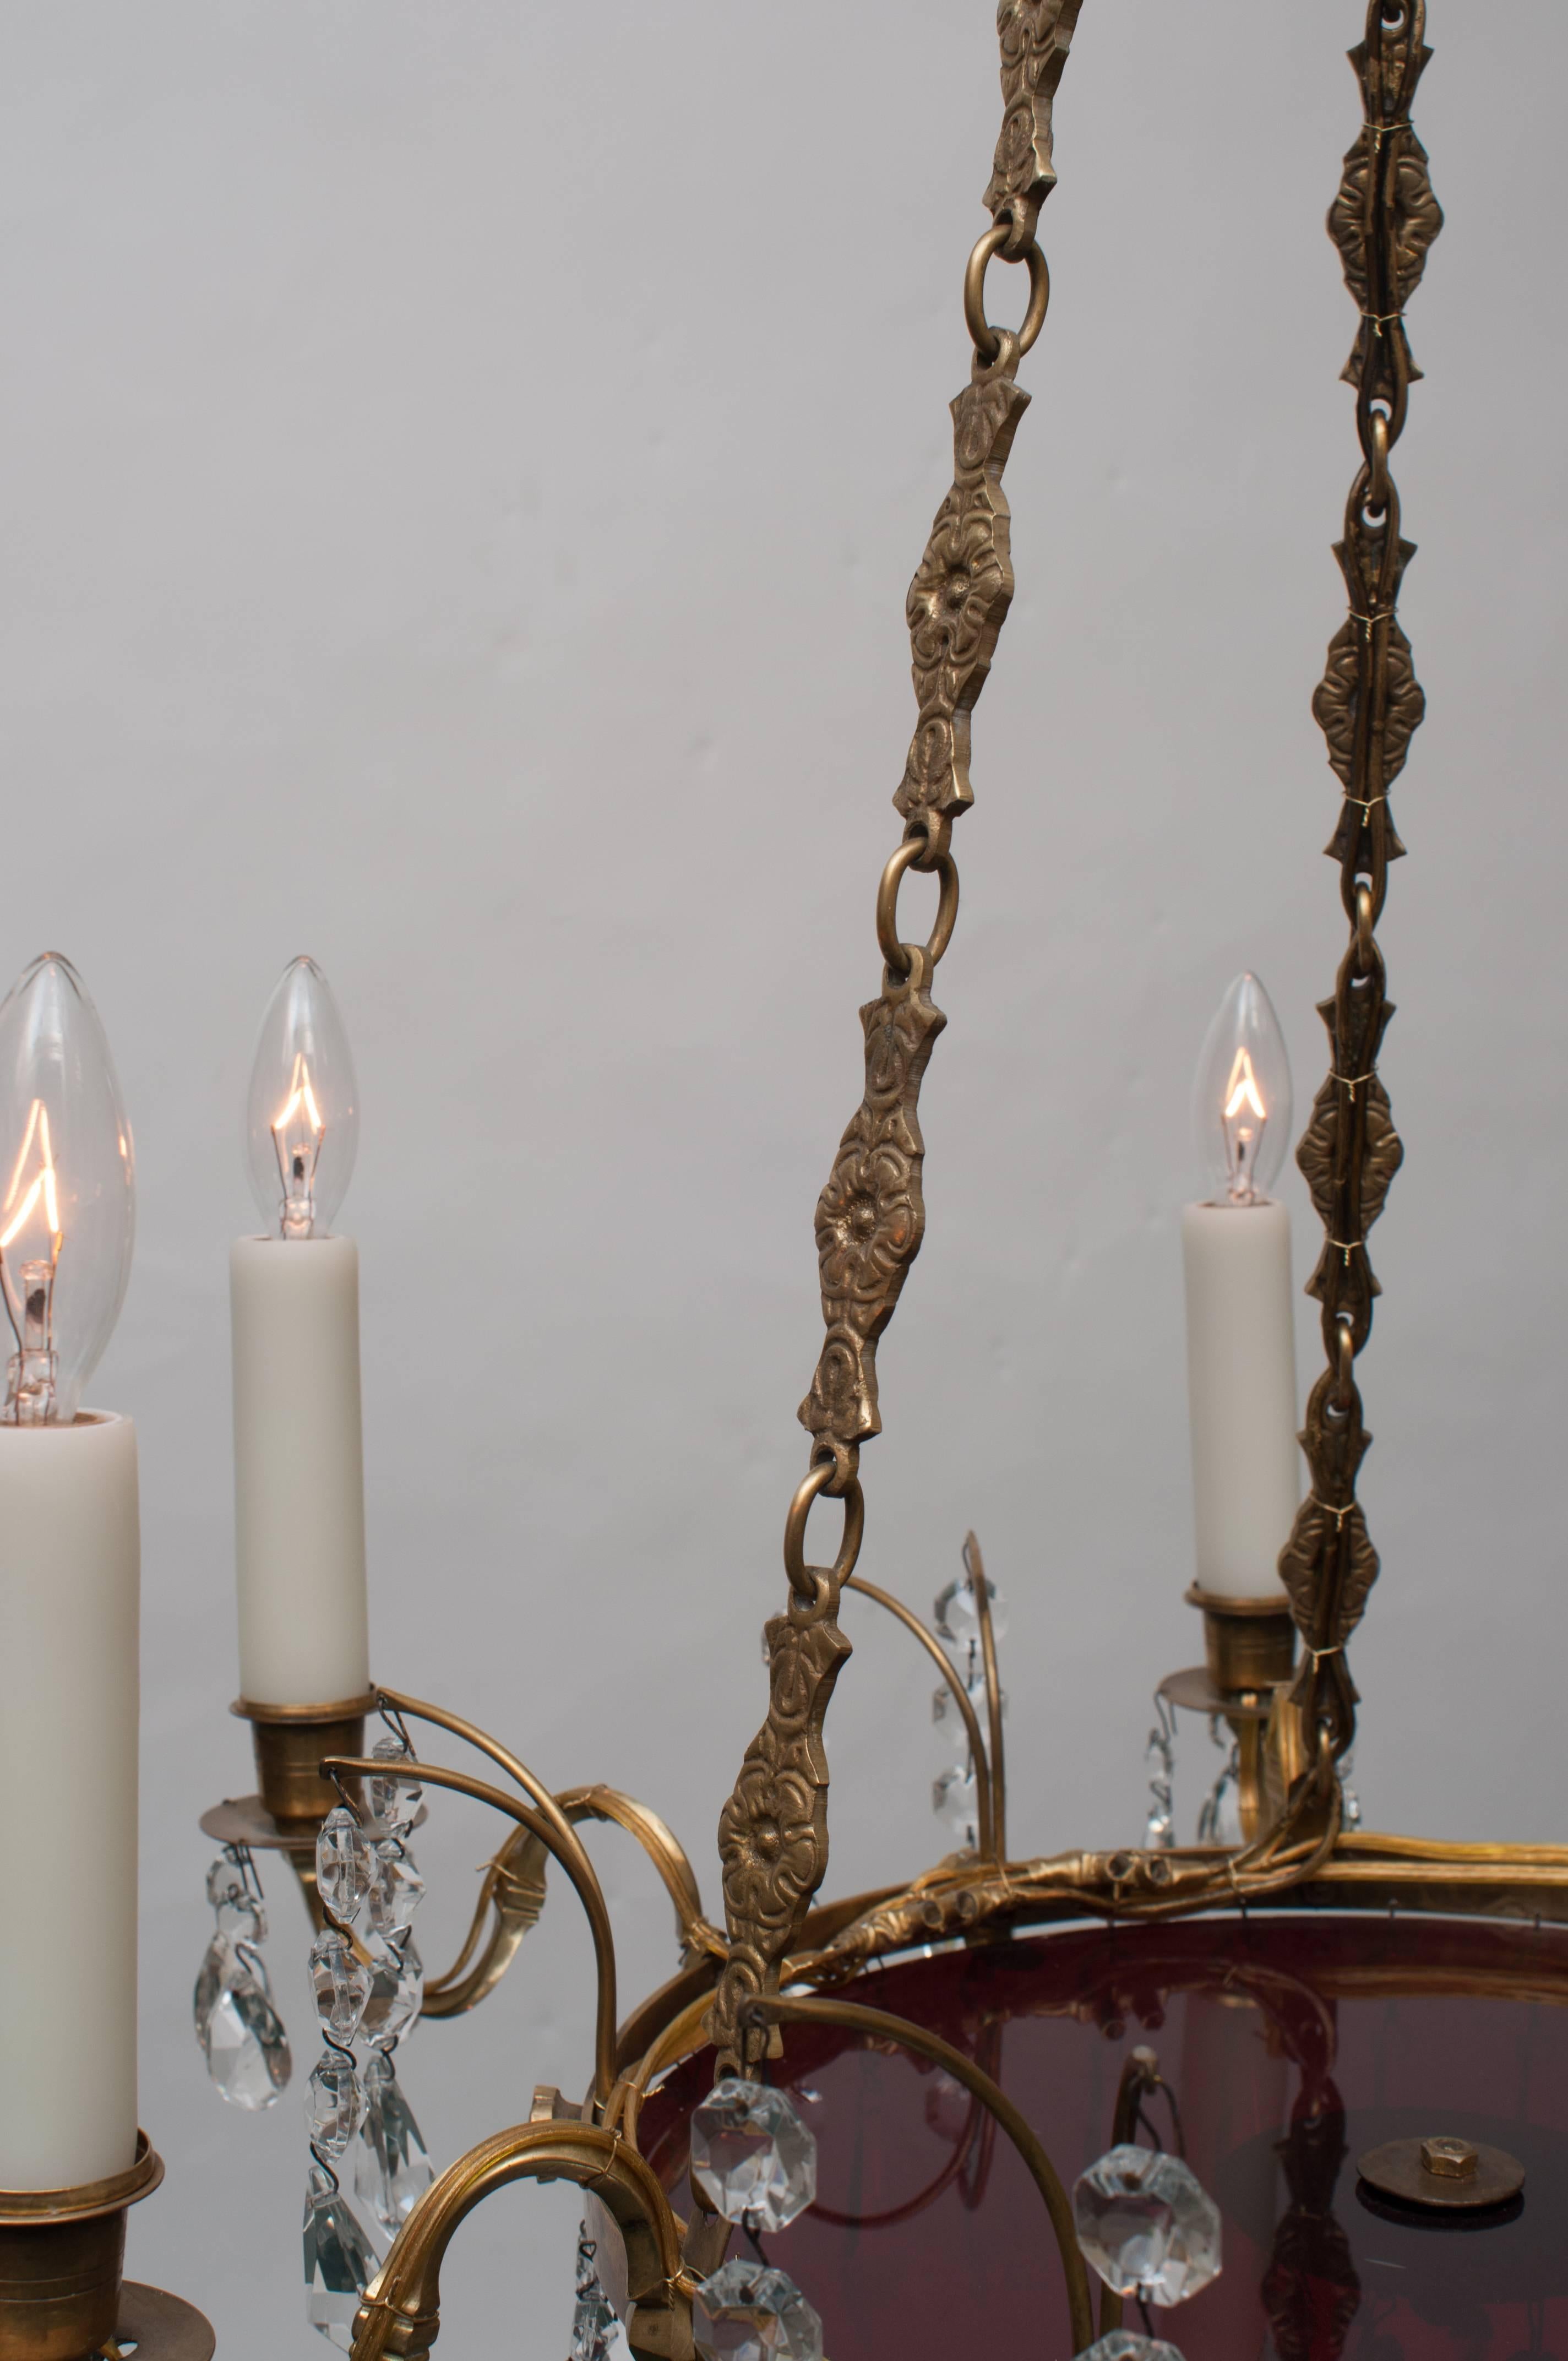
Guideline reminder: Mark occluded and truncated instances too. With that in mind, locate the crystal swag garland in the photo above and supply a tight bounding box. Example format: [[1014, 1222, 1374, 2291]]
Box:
[[306, 1722, 434, 2348]]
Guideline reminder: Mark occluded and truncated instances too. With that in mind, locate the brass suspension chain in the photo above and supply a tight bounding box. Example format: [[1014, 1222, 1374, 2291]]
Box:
[[1279, 2, 1443, 1767], [707, 1, 1086, 2071]]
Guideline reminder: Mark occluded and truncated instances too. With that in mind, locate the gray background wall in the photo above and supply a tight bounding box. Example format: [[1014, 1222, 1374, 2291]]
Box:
[[0, 2, 1561, 2349]]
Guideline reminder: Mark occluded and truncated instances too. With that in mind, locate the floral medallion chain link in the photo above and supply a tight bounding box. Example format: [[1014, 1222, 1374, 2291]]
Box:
[[1279, 1, 1442, 1764], [707, 2, 1085, 2070]]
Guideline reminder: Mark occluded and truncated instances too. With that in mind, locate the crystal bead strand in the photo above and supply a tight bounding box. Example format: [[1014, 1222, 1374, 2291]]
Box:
[[351, 1731, 434, 2241], [193, 1845, 291, 2109], [930, 1568, 1006, 1855], [306, 1803, 379, 2351]]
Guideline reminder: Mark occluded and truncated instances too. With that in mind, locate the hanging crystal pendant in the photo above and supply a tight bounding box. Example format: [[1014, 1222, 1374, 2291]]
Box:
[[353, 2049, 434, 2237], [569, 2225, 633, 2361], [1073, 2145, 1222, 2305], [689, 2081, 817, 2231], [367, 1735, 422, 1836], [303, 2161, 382, 2351], [932, 1762, 982, 1849], [360, 1935, 424, 2050], [206, 1855, 265, 1943], [317, 1808, 373, 1927], [308, 2050, 367, 2160], [932, 1570, 1008, 1656], [311, 1929, 372, 2044], [364, 1841, 425, 1941], [194, 1933, 292, 2109], [692, 2261, 824, 2361]]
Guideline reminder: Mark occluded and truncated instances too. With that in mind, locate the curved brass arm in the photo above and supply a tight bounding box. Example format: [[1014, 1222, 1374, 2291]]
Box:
[[324, 1755, 619, 2112], [843, 1573, 995, 1860], [744, 1992, 1095, 2354], [350, 2119, 689, 2361], [369, 1692, 722, 2017]]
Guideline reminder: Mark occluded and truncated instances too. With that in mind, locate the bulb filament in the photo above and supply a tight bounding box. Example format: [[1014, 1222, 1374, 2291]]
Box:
[[1221, 1047, 1268, 1204], [0, 1098, 63, 1421], [272, 1053, 326, 1238]]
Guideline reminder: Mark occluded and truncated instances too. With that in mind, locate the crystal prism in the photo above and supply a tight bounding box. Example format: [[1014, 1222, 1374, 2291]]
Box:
[[933, 1762, 981, 1847], [308, 2050, 367, 2159], [692, 2262, 823, 2361], [194, 1933, 291, 2108], [1074, 2145, 1222, 2305], [364, 1841, 424, 1940], [311, 1929, 372, 2042], [361, 1935, 424, 2049], [570, 2226, 632, 2361], [933, 1571, 1007, 1653], [930, 1672, 1003, 1747], [690, 2080, 817, 2231], [1080, 2339, 1185, 2361], [317, 1808, 373, 1928], [206, 1854, 265, 1944], [354, 2049, 434, 2236], [303, 2162, 381, 2350], [367, 1736, 422, 1836]]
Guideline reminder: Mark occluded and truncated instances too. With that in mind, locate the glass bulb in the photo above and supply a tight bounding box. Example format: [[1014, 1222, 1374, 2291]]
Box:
[[0, 954, 134, 1424], [244, 958, 358, 1238], [1191, 972, 1292, 1205]]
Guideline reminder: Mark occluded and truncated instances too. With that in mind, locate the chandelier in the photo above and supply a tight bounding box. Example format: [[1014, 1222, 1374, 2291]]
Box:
[[1, 6, 1560, 2359]]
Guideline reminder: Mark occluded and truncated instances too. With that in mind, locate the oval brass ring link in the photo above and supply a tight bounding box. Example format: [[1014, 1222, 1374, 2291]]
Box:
[[876, 839, 960, 977], [963, 225, 1050, 365], [1354, 882, 1375, 972], [1366, 409, 1391, 514], [783, 1462, 865, 1606], [1332, 1313, 1357, 1410]]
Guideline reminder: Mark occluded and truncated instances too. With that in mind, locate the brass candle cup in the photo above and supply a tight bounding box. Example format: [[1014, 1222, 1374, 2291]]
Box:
[[0, 2136, 212, 2361]]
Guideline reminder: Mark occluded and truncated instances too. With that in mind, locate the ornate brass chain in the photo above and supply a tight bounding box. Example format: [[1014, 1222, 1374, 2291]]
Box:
[[1278, 3, 1442, 1767], [707, 0, 1085, 2071]]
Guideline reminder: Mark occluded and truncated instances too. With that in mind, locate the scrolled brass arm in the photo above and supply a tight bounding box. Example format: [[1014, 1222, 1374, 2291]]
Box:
[[323, 1754, 620, 2111], [349, 2120, 689, 2361]]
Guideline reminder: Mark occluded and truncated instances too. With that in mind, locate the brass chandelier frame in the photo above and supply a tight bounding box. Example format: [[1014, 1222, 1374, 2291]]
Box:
[[181, 6, 1568, 2357]]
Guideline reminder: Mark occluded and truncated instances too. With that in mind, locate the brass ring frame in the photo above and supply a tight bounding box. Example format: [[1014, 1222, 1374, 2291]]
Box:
[[963, 224, 1050, 363], [876, 839, 959, 976]]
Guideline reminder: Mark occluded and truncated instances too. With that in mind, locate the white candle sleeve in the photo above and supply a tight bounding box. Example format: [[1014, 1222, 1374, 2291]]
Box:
[[0, 1413, 140, 2189], [231, 1235, 369, 1707], [1181, 1198, 1301, 1599]]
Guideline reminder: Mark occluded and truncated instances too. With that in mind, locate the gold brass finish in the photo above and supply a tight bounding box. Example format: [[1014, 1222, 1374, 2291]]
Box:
[[233, 1693, 376, 1827], [1186, 1586, 1298, 1697], [0, 2137, 187, 2361], [1358, 2136, 1525, 2212], [348, 2121, 687, 2361], [113, 2283, 217, 2361], [1420, 2136, 1477, 2179], [1278, 0, 1441, 1765]]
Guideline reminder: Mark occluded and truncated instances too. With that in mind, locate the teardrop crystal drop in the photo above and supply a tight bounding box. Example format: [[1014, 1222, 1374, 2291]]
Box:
[[193, 1933, 291, 2109], [354, 2050, 434, 2237], [303, 2161, 381, 2351]]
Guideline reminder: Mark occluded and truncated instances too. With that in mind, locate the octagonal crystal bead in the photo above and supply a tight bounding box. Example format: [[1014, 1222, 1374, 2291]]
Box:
[[933, 1571, 1007, 1653], [316, 1808, 373, 1928], [1073, 2144, 1221, 2305], [307, 2050, 367, 2160], [367, 1736, 422, 1836], [310, 1929, 372, 2043], [365, 1842, 424, 1940], [1080, 2338, 1186, 2361], [691, 2262, 823, 2361], [206, 1854, 265, 1944], [689, 2080, 816, 2232]]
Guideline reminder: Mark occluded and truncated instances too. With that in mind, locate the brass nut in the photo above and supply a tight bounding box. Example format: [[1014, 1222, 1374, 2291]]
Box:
[[1420, 2136, 1478, 2180]]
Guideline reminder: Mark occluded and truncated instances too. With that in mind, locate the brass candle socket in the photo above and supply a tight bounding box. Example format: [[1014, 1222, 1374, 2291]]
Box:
[[0, 2136, 212, 2361], [234, 1691, 378, 1828], [1185, 1585, 1297, 1698]]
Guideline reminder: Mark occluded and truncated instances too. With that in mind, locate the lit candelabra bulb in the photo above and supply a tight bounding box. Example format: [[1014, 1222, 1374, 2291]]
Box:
[[0, 954, 134, 1424], [246, 958, 358, 1239], [1193, 972, 1292, 1205]]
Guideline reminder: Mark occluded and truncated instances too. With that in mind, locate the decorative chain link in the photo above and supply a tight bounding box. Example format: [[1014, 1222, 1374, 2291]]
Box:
[[705, 5, 1081, 2071], [1279, 0, 1443, 1764]]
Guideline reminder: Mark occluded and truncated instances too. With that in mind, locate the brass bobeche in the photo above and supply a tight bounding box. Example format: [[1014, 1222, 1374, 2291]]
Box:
[[0, 2137, 212, 2361]]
